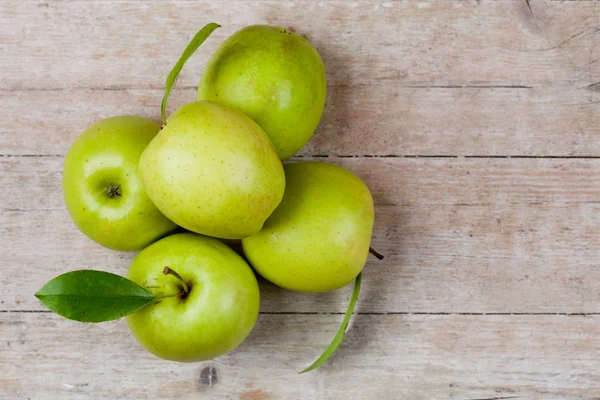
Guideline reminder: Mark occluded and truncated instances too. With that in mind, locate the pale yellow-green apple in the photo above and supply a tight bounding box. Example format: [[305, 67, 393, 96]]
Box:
[[126, 233, 260, 362], [139, 101, 285, 239], [198, 25, 327, 160], [62, 116, 177, 251], [242, 162, 375, 292]]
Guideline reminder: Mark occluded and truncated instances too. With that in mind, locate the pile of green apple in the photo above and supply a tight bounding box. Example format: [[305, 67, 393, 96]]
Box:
[[36, 24, 381, 372]]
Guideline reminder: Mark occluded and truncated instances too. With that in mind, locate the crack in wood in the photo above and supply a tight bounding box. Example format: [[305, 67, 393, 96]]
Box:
[[0, 85, 198, 92], [7, 154, 600, 159], [397, 85, 532, 89], [524, 0, 536, 22], [546, 27, 597, 51], [585, 82, 600, 92], [467, 396, 520, 400], [0, 84, 536, 92], [3, 208, 62, 212], [4, 310, 600, 316], [0, 154, 63, 158]]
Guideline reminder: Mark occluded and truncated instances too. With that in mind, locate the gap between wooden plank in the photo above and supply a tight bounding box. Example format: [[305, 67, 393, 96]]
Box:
[[5, 154, 600, 159], [0, 85, 535, 92], [3, 310, 600, 316]]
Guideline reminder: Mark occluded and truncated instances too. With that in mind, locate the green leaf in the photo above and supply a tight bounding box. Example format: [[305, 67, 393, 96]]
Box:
[[161, 22, 221, 124], [35, 270, 156, 323], [300, 272, 362, 373]]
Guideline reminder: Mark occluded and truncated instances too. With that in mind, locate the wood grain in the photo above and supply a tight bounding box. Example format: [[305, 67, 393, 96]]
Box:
[[2, 0, 600, 398], [3, 156, 600, 313], [2, 1, 598, 89], [0, 0, 599, 156], [2, 85, 599, 157], [1, 312, 598, 399]]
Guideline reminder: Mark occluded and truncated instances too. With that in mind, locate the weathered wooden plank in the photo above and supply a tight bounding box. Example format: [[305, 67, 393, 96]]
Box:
[[2, 84, 599, 156], [1, 1, 598, 90], [1, 0, 599, 156], [3, 157, 600, 313], [6, 153, 600, 211], [1, 312, 598, 399]]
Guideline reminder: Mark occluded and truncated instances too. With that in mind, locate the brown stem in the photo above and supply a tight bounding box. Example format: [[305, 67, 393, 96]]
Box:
[[162, 266, 189, 294], [369, 247, 384, 260]]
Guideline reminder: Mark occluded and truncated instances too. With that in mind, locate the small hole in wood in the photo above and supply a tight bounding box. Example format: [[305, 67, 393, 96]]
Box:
[[199, 365, 218, 388]]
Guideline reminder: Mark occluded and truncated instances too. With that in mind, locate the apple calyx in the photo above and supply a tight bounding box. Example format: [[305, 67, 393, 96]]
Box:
[[162, 266, 190, 298], [106, 184, 122, 199]]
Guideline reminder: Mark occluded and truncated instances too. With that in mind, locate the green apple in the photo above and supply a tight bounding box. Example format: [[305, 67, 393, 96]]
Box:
[[126, 233, 260, 362], [198, 25, 327, 160], [242, 162, 374, 292], [139, 100, 285, 240], [63, 116, 177, 251]]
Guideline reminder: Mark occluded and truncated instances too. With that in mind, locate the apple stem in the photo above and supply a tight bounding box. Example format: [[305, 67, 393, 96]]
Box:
[[162, 266, 189, 295], [369, 247, 384, 260]]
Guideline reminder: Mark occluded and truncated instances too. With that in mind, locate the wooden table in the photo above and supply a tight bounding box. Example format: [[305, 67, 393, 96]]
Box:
[[2, 1, 599, 399]]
